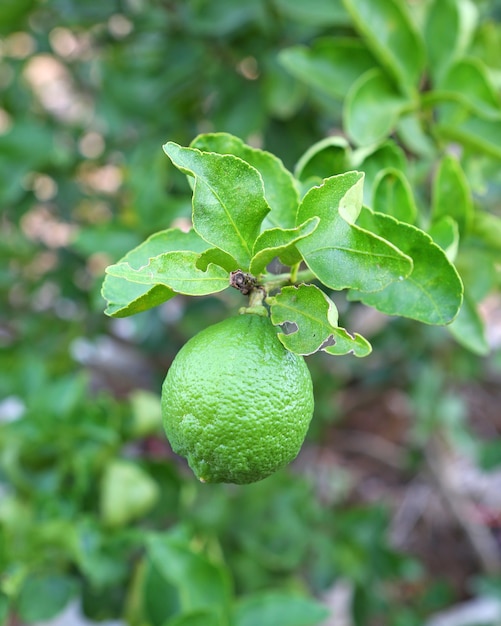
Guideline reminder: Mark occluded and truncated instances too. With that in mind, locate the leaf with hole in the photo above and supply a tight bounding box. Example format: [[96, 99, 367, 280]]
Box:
[[268, 284, 371, 357]]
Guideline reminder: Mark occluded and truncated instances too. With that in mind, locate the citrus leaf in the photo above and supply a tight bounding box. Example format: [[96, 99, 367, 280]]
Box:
[[166, 610, 221, 626], [439, 57, 501, 120], [432, 154, 473, 235], [278, 37, 376, 101], [196, 247, 240, 272], [344, 68, 411, 146], [102, 279, 175, 319], [343, 0, 425, 96], [424, 0, 478, 83], [250, 217, 319, 275], [102, 228, 210, 317], [272, 0, 350, 26], [296, 173, 413, 292], [397, 113, 436, 158], [264, 57, 307, 119], [348, 209, 463, 325], [294, 136, 351, 192], [105, 251, 229, 296], [146, 533, 232, 621], [448, 291, 489, 356], [190, 132, 299, 229], [323, 326, 372, 358], [351, 141, 407, 205], [455, 244, 497, 302], [234, 591, 329, 626], [100, 460, 159, 528], [436, 102, 501, 159], [268, 284, 371, 357], [163, 142, 270, 269], [17, 574, 79, 624], [428, 216, 459, 262], [372, 167, 417, 224], [471, 211, 501, 253]]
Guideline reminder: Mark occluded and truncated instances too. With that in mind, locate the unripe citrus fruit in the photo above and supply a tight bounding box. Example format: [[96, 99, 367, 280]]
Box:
[[161, 313, 314, 484]]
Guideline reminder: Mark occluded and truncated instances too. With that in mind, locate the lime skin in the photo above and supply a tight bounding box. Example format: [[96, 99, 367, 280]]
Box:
[[161, 313, 314, 484]]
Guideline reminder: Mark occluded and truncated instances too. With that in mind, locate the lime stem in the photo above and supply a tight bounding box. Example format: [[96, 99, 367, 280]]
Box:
[[290, 262, 300, 284], [261, 268, 316, 293]]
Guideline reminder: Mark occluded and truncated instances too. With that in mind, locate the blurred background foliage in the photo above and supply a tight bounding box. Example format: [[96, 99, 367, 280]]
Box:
[[2, 1, 501, 625]]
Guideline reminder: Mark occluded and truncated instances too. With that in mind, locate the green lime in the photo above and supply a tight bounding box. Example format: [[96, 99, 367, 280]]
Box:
[[161, 313, 314, 484]]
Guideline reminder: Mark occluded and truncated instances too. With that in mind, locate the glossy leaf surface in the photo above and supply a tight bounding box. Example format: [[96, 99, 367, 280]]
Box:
[[102, 229, 210, 317], [163, 142, 270, 268], [343, 0, 425, 95], [349, 209, 463, 324], [296, 173, 413, 292], [268, 284, 371, 357]]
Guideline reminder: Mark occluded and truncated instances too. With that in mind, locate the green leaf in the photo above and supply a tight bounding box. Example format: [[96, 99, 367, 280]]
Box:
[[268, 285, 371, 357], [428, 217, 459, 262], [439, 57, 501, 120], [351, 141, 407, 205], [272, 0, 350, 26], [102, 228, 210, 317], [396, 113, 436, 157], [250, 217, 319, 275], [455, 244, 497, 302], [146, 533, 232, 624], [190, 132, 299, 229], [294, 136, 351, 191], [100, 460, 159, 527], [432, 154, 473, 235], [372, 167, 417, 224], [196, 247, 240, 272], [103, 278, 175, 319], [296, 173, 413, 292], [105, 251, 229, 296], [140, 557, 180, 626], [166, 610, 221, 626], [436, 102, 501, 159], [0, 593, 8, 626], [424, 0, 478, 83], [448, 291, 489, 356], [279, 38, 376, 101], [470, 209, 501, 253], [349, 209, 463, 325], [263, 56, 306, 119], [343, 0, 425, 96], [234, 591, 329, 626], [16, 574, 79, 623], [345, 68, 411, 146], [163, 142, 270, 268]]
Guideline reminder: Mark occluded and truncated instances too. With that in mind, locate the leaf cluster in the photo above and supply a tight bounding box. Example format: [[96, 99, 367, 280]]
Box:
[[103, 132, 463, 358], [278, 0, 501, 355]]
